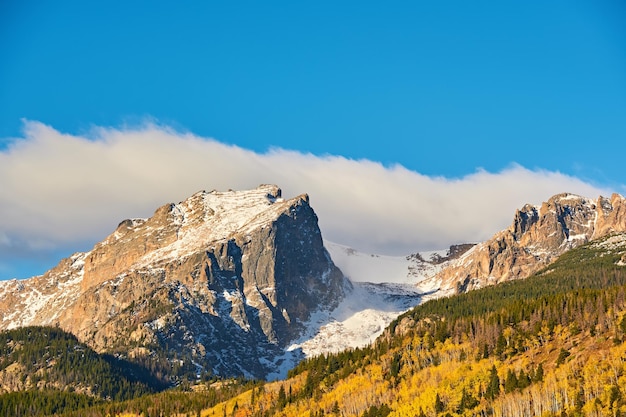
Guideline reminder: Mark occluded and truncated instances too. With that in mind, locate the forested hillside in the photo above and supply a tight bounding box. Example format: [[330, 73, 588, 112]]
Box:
[[0, 325, 264, 416], [3, 233, 626, 417], [0, 326, 164, 415], [198, 233, 626, 417]]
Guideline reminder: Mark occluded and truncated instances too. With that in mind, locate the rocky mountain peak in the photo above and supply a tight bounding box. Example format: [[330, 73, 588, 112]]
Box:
[[510, 193, 597, 249], [596, 193, 626, 236], [81, 185, 296, 291], [0, 184, 346, 380], [428, 192, 626, 294]]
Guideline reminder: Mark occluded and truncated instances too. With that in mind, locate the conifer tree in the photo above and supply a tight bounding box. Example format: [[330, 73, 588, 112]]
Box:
[[485, 365, 500, 400], [277, 385, 287, 409], [504, 369, 519, 393], [458, 388, 478, 413], [434, 393, 445, 413], [518, 369, 531, 389]]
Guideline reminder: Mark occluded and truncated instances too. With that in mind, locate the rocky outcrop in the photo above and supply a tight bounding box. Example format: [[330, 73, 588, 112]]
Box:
[[429, 193, 626, 294], [0, 185, 347, 379]]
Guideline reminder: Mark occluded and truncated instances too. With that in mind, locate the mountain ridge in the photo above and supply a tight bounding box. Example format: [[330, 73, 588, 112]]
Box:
[[1, 187, 625, 383], [427, 192, 626, 294]]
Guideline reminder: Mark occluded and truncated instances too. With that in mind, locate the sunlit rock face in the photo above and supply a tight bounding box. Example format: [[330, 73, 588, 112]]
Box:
[[0, 185, 347, 379], [429, 193, 626, 294]]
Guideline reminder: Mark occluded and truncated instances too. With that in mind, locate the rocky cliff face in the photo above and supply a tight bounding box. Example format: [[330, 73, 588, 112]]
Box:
[[0, 185, 347, 379], [427, 193, 626, 294]]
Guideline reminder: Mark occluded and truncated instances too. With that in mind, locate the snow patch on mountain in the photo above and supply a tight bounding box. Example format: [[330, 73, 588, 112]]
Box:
[[0, 252, 87, 329], [266, 242, 453, 380], [324, 241, 448, 284], [592, 233, 626, 251], [135, 185, 290, 269]]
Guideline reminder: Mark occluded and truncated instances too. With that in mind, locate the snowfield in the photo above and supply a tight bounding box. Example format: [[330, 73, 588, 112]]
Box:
[[267, 241, 445, 380], [325, 242, 413, 284]]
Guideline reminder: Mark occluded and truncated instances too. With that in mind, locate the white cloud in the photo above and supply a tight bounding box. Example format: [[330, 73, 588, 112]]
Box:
[[0, 121, 616, 275]]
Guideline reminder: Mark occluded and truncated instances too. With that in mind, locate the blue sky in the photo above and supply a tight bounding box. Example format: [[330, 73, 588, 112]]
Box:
[[0, 1, 625, 280]]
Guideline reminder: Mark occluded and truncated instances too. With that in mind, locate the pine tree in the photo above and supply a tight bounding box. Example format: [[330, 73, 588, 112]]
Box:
[[485, 365, 500, 400], [518, 369, 531, 389], [495, 334, 507, 358], [504, 369, 519, 393], [458, 388, 479, 413], [556, 348, 570, 367], [277, 385, 287, 409], [434, 393, 445, 413], [390, 353, 401, 378]]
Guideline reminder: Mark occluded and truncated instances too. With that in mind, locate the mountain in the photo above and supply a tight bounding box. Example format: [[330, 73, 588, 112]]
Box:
[[426, 192, 626, 294], [3, 189, 626, 416], [0, 185, 347, 380], [284, 242, 473, 357], [10, 232, 626, 417], [1, 188, 625, 385], [300, 192, 626, 359], [233, 241, 476, 380], [193, 232, 626, 417], [284, 192, 626, 368]]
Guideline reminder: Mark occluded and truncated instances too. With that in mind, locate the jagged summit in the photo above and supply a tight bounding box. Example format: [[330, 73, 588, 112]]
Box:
[[427, 192, 626, 294], [81, 184, 309, 290], [0, 185, 346, 380]]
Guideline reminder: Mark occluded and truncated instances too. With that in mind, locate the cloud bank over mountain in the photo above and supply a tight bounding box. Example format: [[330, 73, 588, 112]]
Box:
[[0, 121, 613, 278]]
